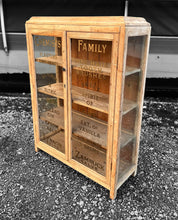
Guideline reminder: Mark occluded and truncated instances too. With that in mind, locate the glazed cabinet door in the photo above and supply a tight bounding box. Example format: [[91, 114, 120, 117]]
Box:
[[67, 32, 119, 183], [30, 32, 68, 159]]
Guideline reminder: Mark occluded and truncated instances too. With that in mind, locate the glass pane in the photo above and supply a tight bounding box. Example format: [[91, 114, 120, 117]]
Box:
[[125, 36, 145, 76], [38, 94, 65, 153], [70, 38, 113, 176], [118, 36, 146, 181], [33, 35, 65, 154], [118, 141, 134, 178]]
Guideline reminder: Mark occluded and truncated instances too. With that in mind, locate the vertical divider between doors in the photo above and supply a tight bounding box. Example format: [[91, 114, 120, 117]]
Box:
[[62, 31, 69, 160], [55, 37, 62, 107], [67, 33, 72, 161], [106, 34, 119, 184], [110, 26, 126, 199]]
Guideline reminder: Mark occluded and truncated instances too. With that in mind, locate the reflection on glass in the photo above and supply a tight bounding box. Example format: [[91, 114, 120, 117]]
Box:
[[33, 35, 65, 154], [118, 36, 146, 181], [118, 141, 134, 177], [70, 38, 113, 176]]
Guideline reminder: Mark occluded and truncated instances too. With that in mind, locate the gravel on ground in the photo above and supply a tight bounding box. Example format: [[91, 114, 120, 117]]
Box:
[[0, 94, 177, 220]]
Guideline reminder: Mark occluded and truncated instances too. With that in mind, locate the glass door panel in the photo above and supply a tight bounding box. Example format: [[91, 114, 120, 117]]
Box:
[[69, 36, 113, 176], [33, 35, 66, 154]]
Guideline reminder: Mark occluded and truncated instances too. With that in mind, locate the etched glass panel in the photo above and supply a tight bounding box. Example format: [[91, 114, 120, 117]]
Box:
[[70, 38, 113, 176], [33, 35, 65, 154]]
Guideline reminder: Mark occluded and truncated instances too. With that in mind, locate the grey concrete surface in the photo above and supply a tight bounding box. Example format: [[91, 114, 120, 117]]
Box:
[[0, 94, 177, 219]]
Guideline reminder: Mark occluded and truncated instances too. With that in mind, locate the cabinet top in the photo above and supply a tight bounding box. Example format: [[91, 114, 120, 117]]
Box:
[[26, 16, 150, 27]]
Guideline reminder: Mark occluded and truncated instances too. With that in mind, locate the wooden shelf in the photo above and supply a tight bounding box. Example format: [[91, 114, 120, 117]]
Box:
[[40, 106, 64, 128], [39, 106, 108, 147], [40, 128, 61, 141], [35, 57, 140, 78], [39, 106, 134, 149], [122, 99, 137, 115], [38, 83, 64, 98], [125, 66, 140, 76], [72, 111, 108, 148], [118, 160, 135, 174], [120, 130, 135, 149], [38, 83, 136, 116], [38, 82, 137, 116], [35, 56, 63, 66], [72, 135, 106, 176], [117, 162, 136, 189], [41, 129, 65, 154], [73, 86, 137, 115], [73, 134, 135, 177], [35, 56, 111, 76], [72, 86, 109, 113]]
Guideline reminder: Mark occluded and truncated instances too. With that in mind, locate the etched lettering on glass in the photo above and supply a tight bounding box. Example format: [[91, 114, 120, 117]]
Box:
[[72, 140, 106, 175], [46, 137, 62, 150], [34, 36, 61, 49], [78, 40, 107, 54], [82, 92, 108, 105], [79, 119, 100, 138], [76, 71, 106, 80], [75, 150, 104, 171]]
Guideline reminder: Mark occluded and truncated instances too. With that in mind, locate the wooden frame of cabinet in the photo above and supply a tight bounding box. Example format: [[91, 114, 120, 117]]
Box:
[[26, 17, 151, 199]]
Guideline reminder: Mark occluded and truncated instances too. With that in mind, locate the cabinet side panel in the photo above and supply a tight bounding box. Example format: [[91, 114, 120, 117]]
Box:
[[132, 29, 151, 175], [117, 27, 151, 190]]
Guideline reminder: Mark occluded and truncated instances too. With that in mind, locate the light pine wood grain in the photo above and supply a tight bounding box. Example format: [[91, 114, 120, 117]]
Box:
[[26, 16, 151, 199]]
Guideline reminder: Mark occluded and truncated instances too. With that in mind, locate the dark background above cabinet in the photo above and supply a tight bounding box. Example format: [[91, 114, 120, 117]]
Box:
[[2, 0, 178, 36]]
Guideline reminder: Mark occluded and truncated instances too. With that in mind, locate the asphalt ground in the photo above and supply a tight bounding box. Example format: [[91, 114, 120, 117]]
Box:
[[0, 94, 177, 219]]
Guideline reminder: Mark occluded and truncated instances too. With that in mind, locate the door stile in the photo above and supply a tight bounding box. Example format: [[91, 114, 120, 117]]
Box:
[[106, 33, 119, 183], [61, 31, 68, 160], [110, 26, 126, 199], [26, 27, 40, 152], [67, 33, 72, 161]]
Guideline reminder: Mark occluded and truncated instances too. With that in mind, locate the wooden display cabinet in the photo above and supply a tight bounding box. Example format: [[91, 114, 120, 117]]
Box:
[[26, 17, 151, 199]]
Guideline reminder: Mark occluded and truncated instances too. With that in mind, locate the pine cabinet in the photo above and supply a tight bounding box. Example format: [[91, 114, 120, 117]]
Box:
[[26, 16, 151, 199]]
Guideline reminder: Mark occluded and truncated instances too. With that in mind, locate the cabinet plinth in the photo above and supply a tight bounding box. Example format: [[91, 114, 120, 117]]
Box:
[[26, 16, 151, 199]]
